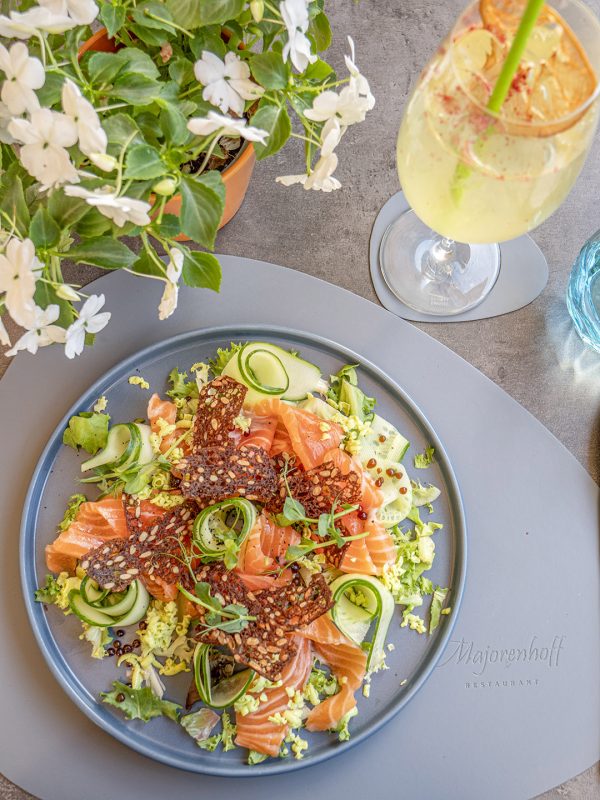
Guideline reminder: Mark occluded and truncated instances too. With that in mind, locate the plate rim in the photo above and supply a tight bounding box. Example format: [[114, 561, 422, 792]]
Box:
[[20, 323, 467, 777]]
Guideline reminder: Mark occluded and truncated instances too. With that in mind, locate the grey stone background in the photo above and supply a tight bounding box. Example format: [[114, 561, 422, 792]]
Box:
[[1, 0, 598, 797]]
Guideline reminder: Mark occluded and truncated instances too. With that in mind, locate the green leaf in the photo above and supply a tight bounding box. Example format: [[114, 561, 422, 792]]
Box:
[[47, 190, 89, 229], [181, 250, 221, 291], [194, 582, 223, 612], [179, 172, 225, 250], [282, 496, 306, 523], [67, 237, 138, 269], [160, 103, 189, 146], [429, 586, 448, 634], [103, 113, 142, 147], [304, 58, 334, 82], [34, 574, 62, 604], [168, 57, 195, 85], [156, 213, 180, 239], [127, 22, 167, 46], [36, 71, 65, 106], [57, 493, 87, 533], [414, 446, 435, 469], [110, 74, 161, 105], [34, 281, 74, 328], [117, 48, 160, 80], [250, 51, 289, 90], [166, 367, 198, 399], [0, 172, 30, 236], [100, 1, 125, 37], [317, 513, 330, 539], [168, 0, 244, 27], [63, 411, 110, 454], [88, 51, 125, 84], [208, 342, 242, 376], [132, 1, 175, 31], [124, 144, 166, 180], [75, 208, 112, 238], [309, 12, 332, 51], [130, 249, 166, 278], [250, 104, 291, 159], [189, 27, 226, 59], [29, 207, 60, 248], [101, 681, 181, 722]]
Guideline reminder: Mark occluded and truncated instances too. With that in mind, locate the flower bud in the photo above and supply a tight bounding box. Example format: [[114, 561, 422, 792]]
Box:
[[55, 283, 80, 302], [250, 0, 264, 22], [89, 152, 118, 172], [152, 177, 178, 196]]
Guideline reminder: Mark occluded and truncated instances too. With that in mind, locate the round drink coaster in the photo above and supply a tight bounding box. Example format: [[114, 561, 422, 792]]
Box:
[[370, 192, 549, 322]]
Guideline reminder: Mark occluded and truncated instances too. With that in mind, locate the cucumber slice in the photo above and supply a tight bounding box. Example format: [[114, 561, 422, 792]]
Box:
[[96, 581, 138, 617], [69, 590, 115, 627], [359, 415, 409, 465], [222, 342, 322, 404], [135, 423, 154, 466], [299, 395, 340, 421], [240, 348, 289, 396], [80, 576, 109, 605], [115, 581, 150, 627], [193, 498, 257, 559], [330, 574, 395, 671], [81, 422, 140, 473], [363, 456, 412, 506], [377, 492, 413, 528], [193, 643, 255, 708]]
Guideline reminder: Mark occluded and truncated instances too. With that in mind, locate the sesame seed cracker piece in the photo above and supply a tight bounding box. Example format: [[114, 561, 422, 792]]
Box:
[[282, 459, 362, 518], [177, 445, 278, 505], [193, 376, 247, 449], [80, 537, 139, 592], [193, 564, 333, 681]]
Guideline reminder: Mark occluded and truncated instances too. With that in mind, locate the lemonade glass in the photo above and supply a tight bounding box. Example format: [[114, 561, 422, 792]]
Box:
[[380, 0, 600, 315]]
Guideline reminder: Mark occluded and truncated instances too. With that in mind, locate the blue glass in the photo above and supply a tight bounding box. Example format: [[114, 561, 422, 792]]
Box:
[[567, 231, 600, 353]]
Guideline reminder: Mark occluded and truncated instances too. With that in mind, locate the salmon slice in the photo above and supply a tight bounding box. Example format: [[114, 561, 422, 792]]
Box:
[[323, 448, 384, 512], [45, 544, 77, 574], [253, 398, 342, 469], [336, 511, 377, 575], [235, 635, 312, 756], [147, 393, 187, 454], [45, 497, 166, 572], [299, 615, 366, 732], [364, 513, 396, 572], [238, 412, 278, 452], [237, 512, 299, 589]]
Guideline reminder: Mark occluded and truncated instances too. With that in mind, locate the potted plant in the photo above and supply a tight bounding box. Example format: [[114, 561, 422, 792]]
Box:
[[0, 0, 374, 358]]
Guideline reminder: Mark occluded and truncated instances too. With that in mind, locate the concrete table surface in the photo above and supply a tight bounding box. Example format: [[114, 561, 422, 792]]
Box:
[[1, 1, 598, 797]]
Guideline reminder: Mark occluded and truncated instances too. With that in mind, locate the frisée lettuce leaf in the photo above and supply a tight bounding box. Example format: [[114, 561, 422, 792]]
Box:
[[101, 681, 181, 722], [63, 411, 110, 454]]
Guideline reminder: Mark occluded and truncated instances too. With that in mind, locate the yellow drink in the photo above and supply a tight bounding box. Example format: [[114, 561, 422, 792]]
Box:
[[397, 23, 600, 243]]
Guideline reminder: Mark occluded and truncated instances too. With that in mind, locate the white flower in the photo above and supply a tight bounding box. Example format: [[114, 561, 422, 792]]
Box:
[[276, 118, 342, 193], [0, 7, 75, 39], [305, 38, 375, 126], [187, 111, 268, 144], [0, 315, 10, 347], [0, 101, 15, 144], [158, 249, 184, 321], [0, 238, 41, 327], [64, 294, 110, 359], [0, 42, 44, 115], [5, 304, 65, 357], [64, 185, 151, 227], [9, 108, 78, 190], [38, 0, 99, 26], [194, 51, 263, 116], [62, 78, 107, 156], [88, 152, 117, 172], [281, 0, 316, 72]]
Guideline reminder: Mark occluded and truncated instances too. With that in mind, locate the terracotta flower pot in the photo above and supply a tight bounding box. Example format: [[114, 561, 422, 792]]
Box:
[[79, 29, 256, 235]]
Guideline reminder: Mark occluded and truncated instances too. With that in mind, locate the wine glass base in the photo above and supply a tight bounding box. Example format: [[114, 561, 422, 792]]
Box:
[[379, 210, 501, 316]]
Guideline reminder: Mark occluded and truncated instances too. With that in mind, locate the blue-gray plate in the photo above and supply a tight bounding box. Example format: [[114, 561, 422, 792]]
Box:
[[20, 325, 466, 777]]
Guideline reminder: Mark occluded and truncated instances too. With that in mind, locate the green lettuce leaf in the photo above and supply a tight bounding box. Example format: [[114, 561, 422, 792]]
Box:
[[63, 411, 110, 454], [429, 586, 448, 634], [166, 367, 199, 399], [248, 750, 269, 765], [414, 446, 435, 469], [327, 364, 375, 421], [34, 574, 61, 604], [208, 342, 242, 376], [180, 708, 220, 746], [101, 681, 181, 722], [57, 493, 87, 532]]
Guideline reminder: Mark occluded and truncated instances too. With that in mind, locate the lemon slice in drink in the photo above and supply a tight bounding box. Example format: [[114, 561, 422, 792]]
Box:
[[479, 0, 597, 135]]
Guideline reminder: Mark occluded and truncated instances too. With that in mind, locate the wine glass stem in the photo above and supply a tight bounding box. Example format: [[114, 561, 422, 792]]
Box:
[[424, 236, 468, 283]]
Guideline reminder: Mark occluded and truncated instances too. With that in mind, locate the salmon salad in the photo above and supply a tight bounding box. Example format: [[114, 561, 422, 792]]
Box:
[[35, 342, 450, 763]]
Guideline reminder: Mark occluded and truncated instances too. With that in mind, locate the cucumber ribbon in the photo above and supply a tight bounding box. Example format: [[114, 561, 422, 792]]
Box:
[[193, 498, 257, 560], [193, 643, 255, 708], [330, 574, 395, 671]]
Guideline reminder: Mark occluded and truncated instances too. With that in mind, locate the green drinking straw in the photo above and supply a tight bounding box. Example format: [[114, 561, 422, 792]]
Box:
[[487, 0, 547, 113], [450, 0, 548, 203]]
